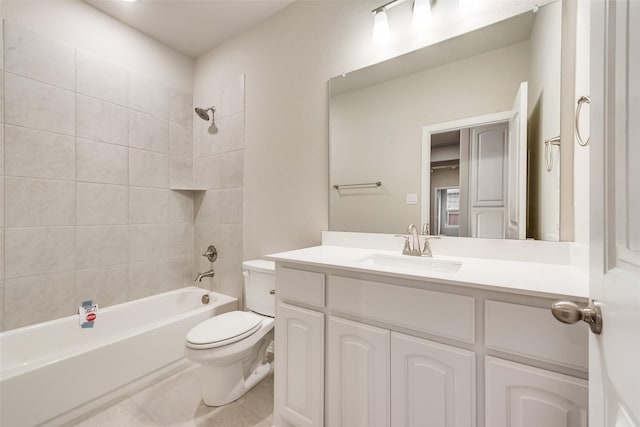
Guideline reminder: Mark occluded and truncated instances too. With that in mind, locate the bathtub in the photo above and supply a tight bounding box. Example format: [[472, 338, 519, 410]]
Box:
[[0, 286, 237, 427]]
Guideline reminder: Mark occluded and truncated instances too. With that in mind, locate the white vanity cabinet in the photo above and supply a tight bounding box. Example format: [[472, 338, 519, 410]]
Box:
[[272, 263, 588, 427], [274, 268, 326, 427]]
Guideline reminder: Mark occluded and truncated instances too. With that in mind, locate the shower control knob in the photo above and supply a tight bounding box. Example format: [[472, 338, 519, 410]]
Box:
[[551, 300, 602, 335], [202, 245, 218, 263]]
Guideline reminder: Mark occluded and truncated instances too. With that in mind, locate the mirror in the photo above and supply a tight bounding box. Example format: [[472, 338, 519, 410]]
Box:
[[329, 1, 563, 240]]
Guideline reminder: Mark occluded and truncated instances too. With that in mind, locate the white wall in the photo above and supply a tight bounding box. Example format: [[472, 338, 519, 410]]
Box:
[[1, 0, 193, 92], [195, 0, 550, 261], [528, 0, 562, 241], [330, 42, 529, 234]]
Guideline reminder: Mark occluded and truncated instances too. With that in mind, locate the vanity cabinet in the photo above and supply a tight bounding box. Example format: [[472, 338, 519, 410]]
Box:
[[327, 316, 390, 427], [274, 267, 326, 427], [272, 264, 588, 427]]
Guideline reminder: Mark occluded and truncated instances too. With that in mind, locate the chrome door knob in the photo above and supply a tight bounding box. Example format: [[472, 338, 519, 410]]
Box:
[[551, 300, 603, 335]]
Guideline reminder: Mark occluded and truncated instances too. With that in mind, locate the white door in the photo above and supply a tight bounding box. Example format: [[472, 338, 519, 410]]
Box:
[[469, 122, 508, 238], [274, 303, 324, 427], [507, 81, 528, 239], [390, 332, 475, 427], [485, 357, 588, 427], [588, 0, 640, 424], [327, 316, 390, 427]]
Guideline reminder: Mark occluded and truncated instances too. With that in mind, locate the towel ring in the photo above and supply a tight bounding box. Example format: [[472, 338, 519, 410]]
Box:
[[576, 95, 590, 147], [545, 136, 561, 172]]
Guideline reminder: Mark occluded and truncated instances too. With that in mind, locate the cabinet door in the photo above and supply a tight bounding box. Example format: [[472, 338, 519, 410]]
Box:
[[274, 302, 324, 427], [327, 316, 390, 427], [485, 357, 588, 427], [391, 332, 475, 427]]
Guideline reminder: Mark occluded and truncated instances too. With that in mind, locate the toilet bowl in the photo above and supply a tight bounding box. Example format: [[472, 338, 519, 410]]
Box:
[[185, 260, 276, 407]]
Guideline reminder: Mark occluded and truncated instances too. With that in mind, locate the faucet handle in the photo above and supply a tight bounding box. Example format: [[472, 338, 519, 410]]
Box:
[[422, 223, 430, 235], [394, 234, 412, 255], [202, 245, 218, 262]]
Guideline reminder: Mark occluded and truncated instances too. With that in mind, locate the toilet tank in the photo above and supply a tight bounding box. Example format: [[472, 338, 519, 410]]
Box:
[[242, 260, 276, 317]]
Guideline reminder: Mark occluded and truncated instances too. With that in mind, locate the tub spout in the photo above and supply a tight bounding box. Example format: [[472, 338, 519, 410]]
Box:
[[195, 269, 215, 282]]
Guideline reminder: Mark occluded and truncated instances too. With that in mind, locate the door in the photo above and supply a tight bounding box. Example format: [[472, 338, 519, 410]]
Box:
[[274, 303, 324, 427], [327, 316, 390, 427], [390, 332, 475, 427], [469, 122, 508, 238], [507, 81, 528, 239], [485, 357, 588, 427], [589, 0, 640, 424]]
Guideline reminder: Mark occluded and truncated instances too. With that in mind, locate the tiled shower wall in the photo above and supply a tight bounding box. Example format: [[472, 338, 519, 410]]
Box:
[[0, 21, 196, 330], [193, 75, 245, 302]]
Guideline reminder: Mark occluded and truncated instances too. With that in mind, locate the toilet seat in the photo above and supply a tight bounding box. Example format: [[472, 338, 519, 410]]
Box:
[[186, 311, 263, 350]]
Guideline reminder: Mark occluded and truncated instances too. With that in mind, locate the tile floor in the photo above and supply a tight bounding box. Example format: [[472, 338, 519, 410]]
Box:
[[69, 362, 274, 427]]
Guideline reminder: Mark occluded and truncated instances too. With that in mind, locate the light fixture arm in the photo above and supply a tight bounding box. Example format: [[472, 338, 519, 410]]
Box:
[[371, 0, 409, 14]]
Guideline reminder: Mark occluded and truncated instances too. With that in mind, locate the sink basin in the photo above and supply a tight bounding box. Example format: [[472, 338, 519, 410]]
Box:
[[358, 253, 462, 274]]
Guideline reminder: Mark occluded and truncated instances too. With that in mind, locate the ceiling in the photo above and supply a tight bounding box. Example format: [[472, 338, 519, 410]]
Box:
[[83, 0, 295, 58]]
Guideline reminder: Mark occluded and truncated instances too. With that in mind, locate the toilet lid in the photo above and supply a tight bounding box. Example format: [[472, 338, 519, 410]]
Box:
[[186, 311, 263, 349]]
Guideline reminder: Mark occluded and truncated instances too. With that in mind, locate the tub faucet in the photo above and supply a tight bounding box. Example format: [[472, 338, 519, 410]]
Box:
[[195, 269, 215, 282]]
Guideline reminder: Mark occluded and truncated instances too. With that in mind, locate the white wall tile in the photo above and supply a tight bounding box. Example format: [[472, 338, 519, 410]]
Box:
[[128, 260, 170, 300], [76, 183, 128, 225], [128, 74, 168, 119], [218, 113, 245, 154], [4, 22, 75, 90], [211, 224, 243, 299], [77, 138, 128, 185], [170, 156, 193, 188], [4, 227, 76, 279], [129, 224, 168, 263], [218, 74, 245, 119], [194, 190, 218, 224], [129, 110, 169, 153], [168, 191, 194, 224], [4, 272, 77, 329], [218, 187, 243, 224], [4, 72, 75, 135], [194, 156, 220, 189], [169, 223, 193, 258], [219, 150, 244, 188], [129, 187, 168, 224], [169, 121, 192, 157], [76, 94, 128, 146], [4, 177, 75, 226], [168, 256, 192, 289], [76, 50, 127, 106], [129, 149, 168, 188], [4, 125, 75, 180], [196, 119, 219, 157], [169, 89, 193, 125], [75, 264, 128, 308], [76, 225, 129, 269]]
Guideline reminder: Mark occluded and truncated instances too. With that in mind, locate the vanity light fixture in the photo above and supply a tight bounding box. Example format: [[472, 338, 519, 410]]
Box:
[[372, 7, 391, 45], [412, 0, 432, 28], [372, 0, 432, 44]]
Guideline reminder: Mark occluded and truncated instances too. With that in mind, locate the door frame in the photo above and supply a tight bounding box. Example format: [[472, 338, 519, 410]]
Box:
[[421, 110, 512, 230]]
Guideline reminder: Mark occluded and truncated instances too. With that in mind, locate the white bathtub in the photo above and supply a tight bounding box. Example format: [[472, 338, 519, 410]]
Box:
[[0, 286, 237, 427]]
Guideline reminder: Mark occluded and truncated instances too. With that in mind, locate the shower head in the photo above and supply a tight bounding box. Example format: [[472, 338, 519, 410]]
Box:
[[195, 106, 215, 121]]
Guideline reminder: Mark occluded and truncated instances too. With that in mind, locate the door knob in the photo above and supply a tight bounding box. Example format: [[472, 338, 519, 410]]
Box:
[[551, 300, 602, 335]]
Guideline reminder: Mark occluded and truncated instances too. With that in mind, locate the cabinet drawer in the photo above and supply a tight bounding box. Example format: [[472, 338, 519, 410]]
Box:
[[277, 267, 325, 308], [328, 276, 475, 343], [484, 300, 588, 370]]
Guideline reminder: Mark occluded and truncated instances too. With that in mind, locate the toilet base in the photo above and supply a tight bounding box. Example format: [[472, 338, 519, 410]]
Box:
[[201, 359, 273, 406]]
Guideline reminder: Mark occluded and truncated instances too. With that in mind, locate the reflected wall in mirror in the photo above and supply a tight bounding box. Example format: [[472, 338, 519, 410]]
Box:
[[329, 1, 562, 240]]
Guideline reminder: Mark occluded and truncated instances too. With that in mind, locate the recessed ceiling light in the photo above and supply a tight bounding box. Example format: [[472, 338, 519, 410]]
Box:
[[122, 0, 139, 3]]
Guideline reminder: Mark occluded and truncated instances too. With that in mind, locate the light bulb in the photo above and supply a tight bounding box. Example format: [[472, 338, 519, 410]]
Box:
[[372, 9, 390, 45], [412, 0, 431, 29]]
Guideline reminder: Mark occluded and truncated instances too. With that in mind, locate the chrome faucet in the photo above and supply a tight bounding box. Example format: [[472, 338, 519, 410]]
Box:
[[396, 223, 440, 257], [195, 269, 215, 282]]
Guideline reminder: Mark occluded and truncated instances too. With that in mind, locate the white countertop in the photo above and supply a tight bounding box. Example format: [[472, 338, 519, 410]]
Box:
[[267, 244, 589, 301]]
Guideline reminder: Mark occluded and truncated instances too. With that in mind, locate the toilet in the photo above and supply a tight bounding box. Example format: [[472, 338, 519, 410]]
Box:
[[185, 260, 276, 406]]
